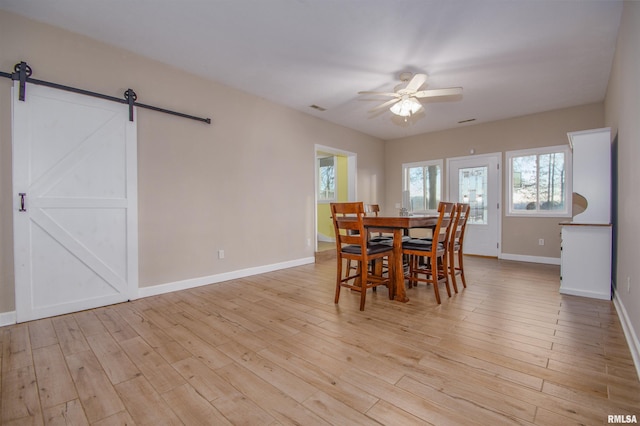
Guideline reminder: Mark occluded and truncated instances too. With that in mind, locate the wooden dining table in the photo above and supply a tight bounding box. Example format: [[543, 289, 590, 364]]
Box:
[[362, 215, 439, 303]]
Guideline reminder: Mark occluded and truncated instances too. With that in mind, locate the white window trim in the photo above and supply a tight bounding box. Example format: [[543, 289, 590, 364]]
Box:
[[505, 144, 572, 217], [402, 159, 444, 214], [317, 155, 337, 203]]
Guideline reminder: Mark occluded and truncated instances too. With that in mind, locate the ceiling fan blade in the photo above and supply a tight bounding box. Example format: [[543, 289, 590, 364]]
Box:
[[369, 97, 401, 112], [404, 73, 428, 92], [414, 87, 463, 98], [358, 91, 400, 97]]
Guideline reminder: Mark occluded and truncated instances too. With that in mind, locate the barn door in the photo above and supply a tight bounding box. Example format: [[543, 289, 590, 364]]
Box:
[[12, 82, 138, 323]]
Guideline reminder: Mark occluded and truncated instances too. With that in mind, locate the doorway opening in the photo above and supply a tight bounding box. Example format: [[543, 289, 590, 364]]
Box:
[[314, 145, 356, 253]]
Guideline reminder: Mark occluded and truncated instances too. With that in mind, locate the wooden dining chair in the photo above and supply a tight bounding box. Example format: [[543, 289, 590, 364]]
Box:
[[449, 203, 470, 291], [364, 204, 393, 243], [331, 202, 395, 311], [347, 204, 391, 275], [402, 201, 455, 304]]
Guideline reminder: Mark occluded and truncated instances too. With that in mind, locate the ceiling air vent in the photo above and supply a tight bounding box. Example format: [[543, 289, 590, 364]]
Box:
[[458, 118, 476, 124], [309, 104, 326, 112]]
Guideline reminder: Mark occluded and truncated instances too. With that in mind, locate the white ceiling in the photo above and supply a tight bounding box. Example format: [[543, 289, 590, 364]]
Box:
[[0, 0, 623, 140]]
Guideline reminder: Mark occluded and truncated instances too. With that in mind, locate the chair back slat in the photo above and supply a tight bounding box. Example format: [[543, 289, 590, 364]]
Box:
[[330, 202, 366, 253], [365, 204, 392, 240], [456, 203, 470, 246], [364, 204, 380, 215], [433, 202, 455, 248], [449, 203, 470, 248]]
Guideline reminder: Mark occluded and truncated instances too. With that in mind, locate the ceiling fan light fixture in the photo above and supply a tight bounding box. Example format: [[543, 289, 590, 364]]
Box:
[[390, 97, 422, 117]]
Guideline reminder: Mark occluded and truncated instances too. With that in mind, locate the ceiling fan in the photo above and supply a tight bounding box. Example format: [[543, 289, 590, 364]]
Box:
[[359, 72, 462, 117]]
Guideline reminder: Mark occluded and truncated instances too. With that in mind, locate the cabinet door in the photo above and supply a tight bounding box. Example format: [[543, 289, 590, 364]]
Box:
[[560, 226, 611, 300], [569, 128, 610, 224]]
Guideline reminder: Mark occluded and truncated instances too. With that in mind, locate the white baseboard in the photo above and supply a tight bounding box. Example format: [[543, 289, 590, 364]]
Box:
[[0, 258, 315, 326], [138, 256, 315, 298], [559, 287, 611, 300], [613, 292, 640, 381], [0, 310, 17, 327], [317, 233, 334, 243], [500, 253, 561, 265]]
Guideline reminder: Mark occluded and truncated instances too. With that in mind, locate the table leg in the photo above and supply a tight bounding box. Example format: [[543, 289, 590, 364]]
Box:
[[392, 229, 409, 302]]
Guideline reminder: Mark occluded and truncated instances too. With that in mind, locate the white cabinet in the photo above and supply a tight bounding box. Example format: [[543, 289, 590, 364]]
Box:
[[560, 224, 612, 300], [560, 128, 612, 300]]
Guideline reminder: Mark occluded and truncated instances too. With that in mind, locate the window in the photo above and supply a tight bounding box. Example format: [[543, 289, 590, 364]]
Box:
[[506, 145, 571, 216], [317, 155, 336, 201], [402, 160, 443, 212], [458, 166, 488, 225]]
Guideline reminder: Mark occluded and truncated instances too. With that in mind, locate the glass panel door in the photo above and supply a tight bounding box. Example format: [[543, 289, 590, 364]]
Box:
[[448, 154, 501, 257], [459, 166, 488, 225]]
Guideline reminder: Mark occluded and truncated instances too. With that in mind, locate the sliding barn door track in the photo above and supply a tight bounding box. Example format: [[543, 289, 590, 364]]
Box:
[[1, 61, 211, 124]]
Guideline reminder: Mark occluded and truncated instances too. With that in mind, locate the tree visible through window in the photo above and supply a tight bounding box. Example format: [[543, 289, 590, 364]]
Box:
[[318, 156, 336, 201], [507, 146, 570, 216], [403, 160, 442, 212]]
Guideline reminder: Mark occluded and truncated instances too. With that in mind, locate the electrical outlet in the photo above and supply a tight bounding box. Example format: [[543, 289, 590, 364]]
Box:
[[218, 249, 225, 259], [307, 238, 311, 247], [538, 238, 545, 246]]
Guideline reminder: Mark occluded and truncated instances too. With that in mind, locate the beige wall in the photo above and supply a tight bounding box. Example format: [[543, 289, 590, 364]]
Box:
[[0, 11, 385, 314], [383, 103, 604, 259], [605, 0, 640, 369]]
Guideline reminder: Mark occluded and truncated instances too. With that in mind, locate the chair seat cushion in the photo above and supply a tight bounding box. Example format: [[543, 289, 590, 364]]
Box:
[[342, 243, 393, 255], [369, 236, 392, 243], [402, 239, 444, 251], [377, 235, 411, 245]]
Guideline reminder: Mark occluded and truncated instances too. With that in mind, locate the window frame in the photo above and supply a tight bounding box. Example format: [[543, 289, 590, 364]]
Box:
[[505, 144, 572, 217], [402, 159, 444, 214], [317, 155, 337, 203]]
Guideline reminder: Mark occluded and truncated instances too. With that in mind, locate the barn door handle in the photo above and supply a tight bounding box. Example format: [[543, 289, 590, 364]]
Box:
[[18, 193, 26, 212]]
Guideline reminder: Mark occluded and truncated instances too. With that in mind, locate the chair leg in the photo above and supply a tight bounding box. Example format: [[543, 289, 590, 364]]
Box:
[[346, 259, 360, 284], [386, 255, 395, 300], [334, 257, 343, 304], [359, 261, 368, 311], [413, 255, 421, 287], [449, 249, 459, 293], [409, 255, 419, 288], [373, 258, 383, 276], [430, 254, 441, 304], [442, 254, 452, 298], [352, 262, 362, 287], [458, 251, 467, 288], [372, 259, 382, 293]]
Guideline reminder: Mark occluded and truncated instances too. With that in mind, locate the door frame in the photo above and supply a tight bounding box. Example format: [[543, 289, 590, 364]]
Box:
[[314, 144, 357, 251], [446, 152, 502, 258]]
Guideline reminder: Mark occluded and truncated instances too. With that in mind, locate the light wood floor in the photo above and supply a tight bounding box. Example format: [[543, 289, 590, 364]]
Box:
[[1, 256, 638, 425], [317, 241, 335, 252]]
